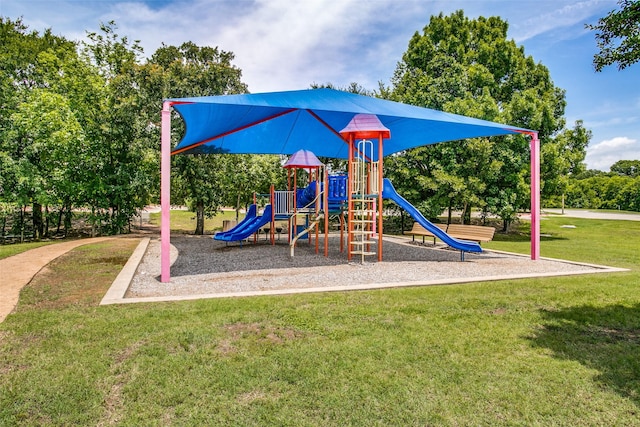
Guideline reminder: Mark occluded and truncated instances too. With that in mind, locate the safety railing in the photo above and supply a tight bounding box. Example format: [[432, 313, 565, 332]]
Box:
[[273, 190, 294, 216]]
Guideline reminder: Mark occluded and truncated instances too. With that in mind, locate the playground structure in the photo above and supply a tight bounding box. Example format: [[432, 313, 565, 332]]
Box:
[[160, 88, 540, 282], [213, 114, 483, 262]]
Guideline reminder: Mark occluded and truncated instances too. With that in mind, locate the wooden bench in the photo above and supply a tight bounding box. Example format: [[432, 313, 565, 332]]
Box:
[[404, 222, 448, 245], [404, 222, 495, 245], [445, 224, 495, 243]]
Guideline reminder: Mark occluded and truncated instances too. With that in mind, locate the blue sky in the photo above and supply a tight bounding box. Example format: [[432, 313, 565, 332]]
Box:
[[2, 0, 638, 171]]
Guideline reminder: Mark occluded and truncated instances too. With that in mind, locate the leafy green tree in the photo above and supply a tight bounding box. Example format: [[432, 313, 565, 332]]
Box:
[[610, 159, 640, 176], [221, 154, 286, 221], [618, 177, 640, 210], [82, 21, 156, 234], [388, 11, 568, 230], [541, 120, 591, 209], [0, 17, 89, 238], [587, 0, 640, 71], [8, 90, 84, 239], [139, 41, 250, 234], [565, 173, 640, 211]]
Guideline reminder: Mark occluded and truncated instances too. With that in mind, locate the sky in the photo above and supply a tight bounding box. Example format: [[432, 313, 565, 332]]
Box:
[[2, 0, 639, 171]]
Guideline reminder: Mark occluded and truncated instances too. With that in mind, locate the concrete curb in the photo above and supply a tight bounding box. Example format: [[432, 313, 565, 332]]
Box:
[[99, 233, 629, 306], [100, 238, 150, 305], [101, 262, 629, 305]]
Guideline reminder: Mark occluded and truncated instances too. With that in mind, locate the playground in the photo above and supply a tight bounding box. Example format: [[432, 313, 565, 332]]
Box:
[[119, 88, 625, 298], [118, 140, 622, 302], [118, 233, 616, 302], [157, 89, 546, 283]]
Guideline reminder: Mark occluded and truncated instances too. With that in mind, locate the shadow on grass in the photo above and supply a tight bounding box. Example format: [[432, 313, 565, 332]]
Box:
[[531, 304, 640, 406]]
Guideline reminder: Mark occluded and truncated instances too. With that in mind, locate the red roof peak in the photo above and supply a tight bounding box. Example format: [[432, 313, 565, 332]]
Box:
[[340, 114, 390, 139]]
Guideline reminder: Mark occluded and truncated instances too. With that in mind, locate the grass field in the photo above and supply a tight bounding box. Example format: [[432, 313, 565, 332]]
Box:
[[0, 241, 57, 260], [148, 209, 241, 233], [1, 215, 639, 425]]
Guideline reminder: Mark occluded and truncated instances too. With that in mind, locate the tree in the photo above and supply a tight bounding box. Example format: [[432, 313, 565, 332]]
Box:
[[8, 90, 84, 239], [0, 17, 92, 239], [388, 11, 569, 230], [587, 0, 640, 71], [541, 120, 591, 210], [220, 155, 286, 221], [139, 42, 250, 234], [610, 159, 640, 176], [82, 21, 157, 234]]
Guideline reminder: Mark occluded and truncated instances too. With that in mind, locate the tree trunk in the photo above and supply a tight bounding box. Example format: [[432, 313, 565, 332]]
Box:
[[460, 202, 467, 224], [91, 207, 97, 237], [64, 206, 72, 237], [43, 205, 50, 238], [447, 198, 453, 225], [195, 201, 205, 235], [33, 202, 43, 240], [463, 206, 471, 225], [236, 193, 242, 221], [20, 205, 25, 243], [56, 208, 64, 235], [502, 219, 510, 232]]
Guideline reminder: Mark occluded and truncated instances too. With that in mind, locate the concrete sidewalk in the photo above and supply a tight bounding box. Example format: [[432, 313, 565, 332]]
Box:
[[543, 209, 640, 221], [0, 237, 114, 323]]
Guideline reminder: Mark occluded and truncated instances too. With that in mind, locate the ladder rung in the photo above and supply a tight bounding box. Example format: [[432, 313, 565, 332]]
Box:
[[349, 240, 378, 245], [350, 250, 377, 256]]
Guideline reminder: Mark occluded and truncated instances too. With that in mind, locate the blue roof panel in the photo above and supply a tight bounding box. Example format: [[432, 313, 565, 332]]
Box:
[[168, 88, 531, 159]]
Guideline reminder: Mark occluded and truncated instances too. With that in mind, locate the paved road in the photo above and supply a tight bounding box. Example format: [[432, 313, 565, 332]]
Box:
[[543, 209, 640, 221]]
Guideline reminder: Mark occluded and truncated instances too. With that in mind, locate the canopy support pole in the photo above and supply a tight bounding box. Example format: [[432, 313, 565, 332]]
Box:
[[161, 101, 172, 282], [530, 132, 540, 261], [378, 133, 384, 262]]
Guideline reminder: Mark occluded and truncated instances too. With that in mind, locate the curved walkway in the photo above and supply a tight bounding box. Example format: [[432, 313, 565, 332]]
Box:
[[543, 209, 640, 221], [0, 237, 114, 323]]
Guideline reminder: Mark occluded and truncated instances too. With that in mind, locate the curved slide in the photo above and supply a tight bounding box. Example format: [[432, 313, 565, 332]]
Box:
[[213, 204, 257, 239], [382, 179, 482, 254], [214, 205, 272, 242]]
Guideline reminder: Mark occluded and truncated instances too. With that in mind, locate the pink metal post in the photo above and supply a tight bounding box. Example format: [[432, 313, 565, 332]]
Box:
[[160, 101, 172, 282], [530, 132, 540, 260], [377, 133, 384, 262]]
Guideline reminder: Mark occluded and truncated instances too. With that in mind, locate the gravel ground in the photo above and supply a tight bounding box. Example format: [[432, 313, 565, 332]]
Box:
[[126, 234, 606, 298]]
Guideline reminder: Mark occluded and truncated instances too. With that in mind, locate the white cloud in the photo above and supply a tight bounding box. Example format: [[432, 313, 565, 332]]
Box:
[[585, 136, 640, 171], [197, 0, 426, 92], [509, 0, 616, 42], [4, 0, 639, 159]]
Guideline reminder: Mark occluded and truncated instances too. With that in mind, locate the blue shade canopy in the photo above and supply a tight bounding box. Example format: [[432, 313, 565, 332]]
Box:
[[169, 88, 531, 159]]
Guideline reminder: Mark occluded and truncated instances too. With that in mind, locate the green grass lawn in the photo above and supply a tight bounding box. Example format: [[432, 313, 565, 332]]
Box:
[[1, 216, 639, 425], [148, 209, 243, 234], [0, 241, 58, 260], [0, 209, 242, 260]]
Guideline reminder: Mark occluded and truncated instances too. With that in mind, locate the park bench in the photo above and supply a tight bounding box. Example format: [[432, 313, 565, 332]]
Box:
[[404, 222, 495, 245], [442, 224, 495, 243], [404, 222, 448, 244]]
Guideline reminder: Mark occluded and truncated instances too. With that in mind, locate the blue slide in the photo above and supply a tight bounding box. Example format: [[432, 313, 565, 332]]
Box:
[[214, 205, 272, 242], [213, 204, 257, 239], [382, 179, 482, 254]]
